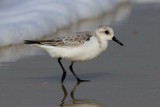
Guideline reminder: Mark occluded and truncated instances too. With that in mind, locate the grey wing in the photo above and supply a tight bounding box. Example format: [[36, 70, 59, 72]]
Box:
[[38, 31, 94, 47]]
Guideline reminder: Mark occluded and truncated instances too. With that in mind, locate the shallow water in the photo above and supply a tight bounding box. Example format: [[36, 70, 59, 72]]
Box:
[[0, 3, 160, 107]]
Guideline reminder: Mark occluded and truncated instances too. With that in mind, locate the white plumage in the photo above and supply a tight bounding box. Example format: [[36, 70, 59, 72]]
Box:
[[24, 25, 124, 83]]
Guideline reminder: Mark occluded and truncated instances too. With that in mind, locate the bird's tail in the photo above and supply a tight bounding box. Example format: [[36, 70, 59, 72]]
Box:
[[24, 40, 41, 44]]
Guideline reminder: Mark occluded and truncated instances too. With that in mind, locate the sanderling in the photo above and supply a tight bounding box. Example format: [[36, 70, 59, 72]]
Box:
[[24, 25, 124, 83]]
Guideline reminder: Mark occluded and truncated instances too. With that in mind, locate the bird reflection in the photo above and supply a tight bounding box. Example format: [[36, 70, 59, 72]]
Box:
[[55, 82, 105, 107]]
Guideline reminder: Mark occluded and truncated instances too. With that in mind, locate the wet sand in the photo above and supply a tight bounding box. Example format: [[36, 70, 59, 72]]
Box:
[[0, 3, 160, 107]]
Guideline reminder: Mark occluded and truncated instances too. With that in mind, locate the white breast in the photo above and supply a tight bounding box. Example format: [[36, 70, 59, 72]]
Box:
[[34, 37, 108, 62]]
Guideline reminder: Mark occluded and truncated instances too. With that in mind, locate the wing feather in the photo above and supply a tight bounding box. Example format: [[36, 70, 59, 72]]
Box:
[[38, 31, 94, 47]]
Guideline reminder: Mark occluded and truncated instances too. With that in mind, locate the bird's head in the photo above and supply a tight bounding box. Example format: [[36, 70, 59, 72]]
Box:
[[96, 25, 124, 46]]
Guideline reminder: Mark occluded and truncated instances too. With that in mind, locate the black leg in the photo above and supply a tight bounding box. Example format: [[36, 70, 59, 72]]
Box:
[[58, 58, 67, 83], [69, 62, 90, 82]]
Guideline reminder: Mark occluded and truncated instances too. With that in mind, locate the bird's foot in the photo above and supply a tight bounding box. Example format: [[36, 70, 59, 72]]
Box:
[[77, 79, 90, 82]]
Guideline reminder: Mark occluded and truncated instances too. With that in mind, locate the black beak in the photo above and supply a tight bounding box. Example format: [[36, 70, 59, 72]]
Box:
[[112, 36, 124, 46]]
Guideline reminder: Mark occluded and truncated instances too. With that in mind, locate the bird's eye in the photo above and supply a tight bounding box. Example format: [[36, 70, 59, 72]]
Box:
[[105, 30, 109, 34]]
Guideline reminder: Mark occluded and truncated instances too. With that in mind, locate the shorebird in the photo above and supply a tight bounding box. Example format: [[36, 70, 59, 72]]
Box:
[[24, 25, 124, 83]]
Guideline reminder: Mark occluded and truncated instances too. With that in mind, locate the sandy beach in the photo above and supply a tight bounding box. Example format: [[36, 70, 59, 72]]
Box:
[[0, 3, 160, 107]]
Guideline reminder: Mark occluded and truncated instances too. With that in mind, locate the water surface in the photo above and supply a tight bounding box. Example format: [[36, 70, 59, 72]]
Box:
[[0, 3, 160, 107]]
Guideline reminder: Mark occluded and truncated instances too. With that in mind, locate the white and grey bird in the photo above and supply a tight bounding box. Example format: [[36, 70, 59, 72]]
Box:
[[24, 25, 124, 83]]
